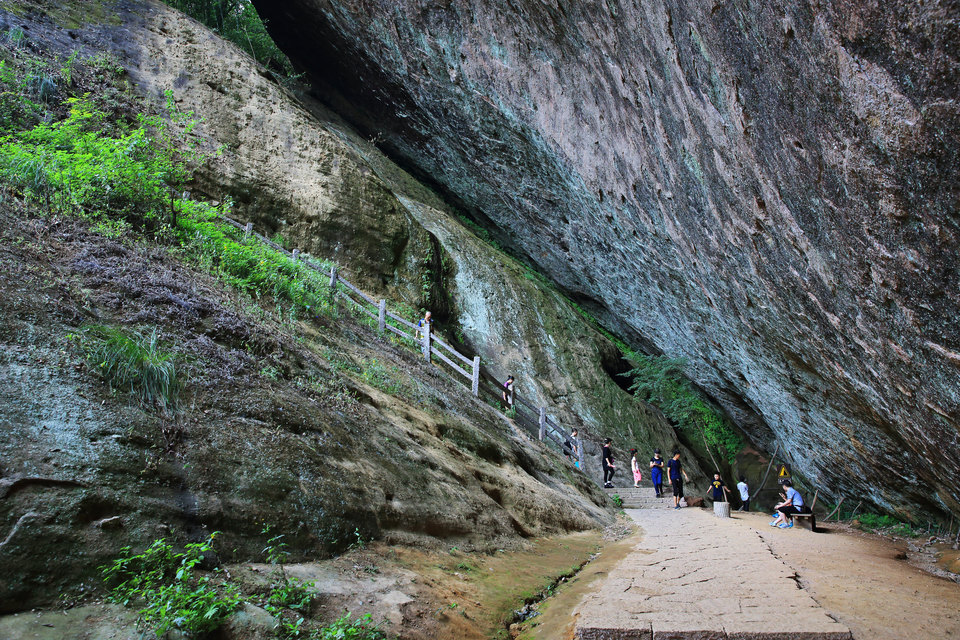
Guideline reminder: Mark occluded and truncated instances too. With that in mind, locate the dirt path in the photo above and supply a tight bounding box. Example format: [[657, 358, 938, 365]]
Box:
[[523, 507, 960, 640], [574, 507, 851, 638], [742, 512, 960, 640]]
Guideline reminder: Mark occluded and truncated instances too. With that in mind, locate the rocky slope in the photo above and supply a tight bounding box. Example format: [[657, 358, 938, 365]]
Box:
[[254, 0, 960, 520], [0, 0, 727, 612], [8, 0, 708, 481], [0, 192, 610, 610]]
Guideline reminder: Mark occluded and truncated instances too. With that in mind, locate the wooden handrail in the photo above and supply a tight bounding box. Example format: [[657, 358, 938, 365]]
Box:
[[432, 334, 474, 367], [338, 277, 377, 306], [215, 213, 580, 466], [431, 346, 471, 378], [386, 310, 418, 331]]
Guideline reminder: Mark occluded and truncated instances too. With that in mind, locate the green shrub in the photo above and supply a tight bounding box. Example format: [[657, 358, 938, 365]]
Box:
[[101, 533, 241, 638], [315, 613, 388, 640], [611, 494, 624, 508], [0, 95, 191, 221], [620, 351, 742, 462], [174, 202, 335, 317], [77, 325, 180, 410]]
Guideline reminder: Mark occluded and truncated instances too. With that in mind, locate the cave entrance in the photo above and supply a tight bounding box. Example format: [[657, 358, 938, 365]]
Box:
[[600, 344, 635, 395]]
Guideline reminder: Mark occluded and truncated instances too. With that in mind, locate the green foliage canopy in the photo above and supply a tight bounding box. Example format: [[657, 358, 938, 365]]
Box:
[[164, 0, 295, 76], [620, 351, 742, 462]]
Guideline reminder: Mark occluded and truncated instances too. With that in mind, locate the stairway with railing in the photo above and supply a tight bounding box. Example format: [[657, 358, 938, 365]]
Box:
[[218, 214, 581, 465]]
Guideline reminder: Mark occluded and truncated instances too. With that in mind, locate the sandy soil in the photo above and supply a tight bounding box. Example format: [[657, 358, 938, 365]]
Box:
[[742, 512, 960, 640]]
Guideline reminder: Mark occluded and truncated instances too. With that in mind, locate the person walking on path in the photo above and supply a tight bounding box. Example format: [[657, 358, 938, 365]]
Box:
[[630, 449, 643, 488], [602, 438, 616, 488], [707, 472, 728, 503], [568, 428, 582, 469], [649, 448, 665, 498], [771, 479, 807, 528], [501, 375, 515, 406], [667, 449, 689, 509], [415, 310, 433, 340], [737, 476, 750, 512]]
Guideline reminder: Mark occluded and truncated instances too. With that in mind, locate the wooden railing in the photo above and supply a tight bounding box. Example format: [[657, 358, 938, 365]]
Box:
[[218, 214, 579, 463]]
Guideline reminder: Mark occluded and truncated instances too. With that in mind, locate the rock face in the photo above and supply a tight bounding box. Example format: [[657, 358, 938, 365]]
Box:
[[255, 0, 960, 519], [0, 1, 621, 610], [24, 0, 707, 486]]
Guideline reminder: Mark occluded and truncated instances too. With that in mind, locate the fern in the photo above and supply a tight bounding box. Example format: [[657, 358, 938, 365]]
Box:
[[620, 350, 742, 462]]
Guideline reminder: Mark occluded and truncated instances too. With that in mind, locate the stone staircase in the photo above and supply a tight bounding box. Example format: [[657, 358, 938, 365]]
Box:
[[603, 486, 676, 509]]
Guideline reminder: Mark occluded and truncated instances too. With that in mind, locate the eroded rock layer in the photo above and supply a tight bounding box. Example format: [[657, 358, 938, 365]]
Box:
[[255, 0, 960, 518]]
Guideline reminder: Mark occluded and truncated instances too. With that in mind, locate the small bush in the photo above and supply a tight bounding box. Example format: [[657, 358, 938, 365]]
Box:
[[620, 351, 742, 462], [101, 533, 241, 638], [175, 204, 335, 317], [77, 325, 181, 410], [611, 494, 624, 508], [316, 613, 388, 640], [0, 95, 193, 221]]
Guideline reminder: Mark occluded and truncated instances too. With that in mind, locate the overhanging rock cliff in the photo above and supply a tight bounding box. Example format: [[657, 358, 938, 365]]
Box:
[[255, 0, 960, 519]]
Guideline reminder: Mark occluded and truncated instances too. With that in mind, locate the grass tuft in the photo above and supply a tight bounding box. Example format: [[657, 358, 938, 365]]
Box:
[[77, 325, 181, 411]]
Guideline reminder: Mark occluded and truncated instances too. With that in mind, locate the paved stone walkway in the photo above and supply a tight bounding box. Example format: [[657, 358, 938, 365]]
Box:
[[575, 507, 852, 639]]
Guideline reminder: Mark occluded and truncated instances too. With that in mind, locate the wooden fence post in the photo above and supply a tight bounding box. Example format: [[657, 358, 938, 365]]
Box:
[[244, 222, 252, 239], [292, 249, 299, 262], [329, 266, 338, 289], [378, 299, 386, 332], [538, 407, 546, 441], [471, 356, 480, 397], [422, 324, 431, 362]]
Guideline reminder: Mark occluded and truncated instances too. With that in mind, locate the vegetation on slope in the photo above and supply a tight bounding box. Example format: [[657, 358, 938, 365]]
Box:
[[619, 352, 742, 463], [163, 0, 295, 77]]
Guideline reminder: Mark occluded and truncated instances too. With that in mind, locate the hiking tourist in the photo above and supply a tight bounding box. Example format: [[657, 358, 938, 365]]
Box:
[[415, 310, 433, 340], [568, 428, 582, 469], [649, 448, 665, 497], [737, 475, 750, 511], [707, 472, 728, 503], [667, 449, 689, 509], [501, 375, 515, 406], [630, 449, 643, 488], [770, 479, 807, 528], [602, 438, 616, 488]]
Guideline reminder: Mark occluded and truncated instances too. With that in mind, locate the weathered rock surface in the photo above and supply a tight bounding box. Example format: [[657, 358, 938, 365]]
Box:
[[0, 0, 713, 611], [255, 0, 960, 519], [1, 0, 708, 482]]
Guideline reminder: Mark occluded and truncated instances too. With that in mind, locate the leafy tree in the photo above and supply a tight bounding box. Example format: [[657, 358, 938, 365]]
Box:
[[164, 0, 295, 77], [620, 351, 742, 463]]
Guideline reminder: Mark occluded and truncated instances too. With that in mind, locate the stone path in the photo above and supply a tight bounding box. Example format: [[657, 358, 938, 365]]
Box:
[[574, 505, 852, 639]]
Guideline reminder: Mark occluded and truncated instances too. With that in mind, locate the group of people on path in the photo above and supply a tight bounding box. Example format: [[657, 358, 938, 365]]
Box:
[[417, 314, 809, 529], [602, 441, 809, 524], [603, 443, 693, 509]]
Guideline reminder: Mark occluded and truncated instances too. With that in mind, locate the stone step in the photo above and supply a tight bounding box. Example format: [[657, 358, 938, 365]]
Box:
[[604, 488, 661, 498], [603, 486, 661, 493]]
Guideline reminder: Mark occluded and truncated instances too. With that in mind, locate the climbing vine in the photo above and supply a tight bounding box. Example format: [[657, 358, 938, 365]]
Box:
[[620, 351, 742, 462]]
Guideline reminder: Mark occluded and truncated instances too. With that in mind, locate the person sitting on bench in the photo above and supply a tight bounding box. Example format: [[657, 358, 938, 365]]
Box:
[[770, 480, 808, 529]]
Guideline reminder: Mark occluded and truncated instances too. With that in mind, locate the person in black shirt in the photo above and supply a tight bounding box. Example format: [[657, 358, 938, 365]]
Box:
[[601, 438, 615, 488], [649, 449, 665, 498], [707, 473, 728, 503], [666, 449, 689, 509]]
